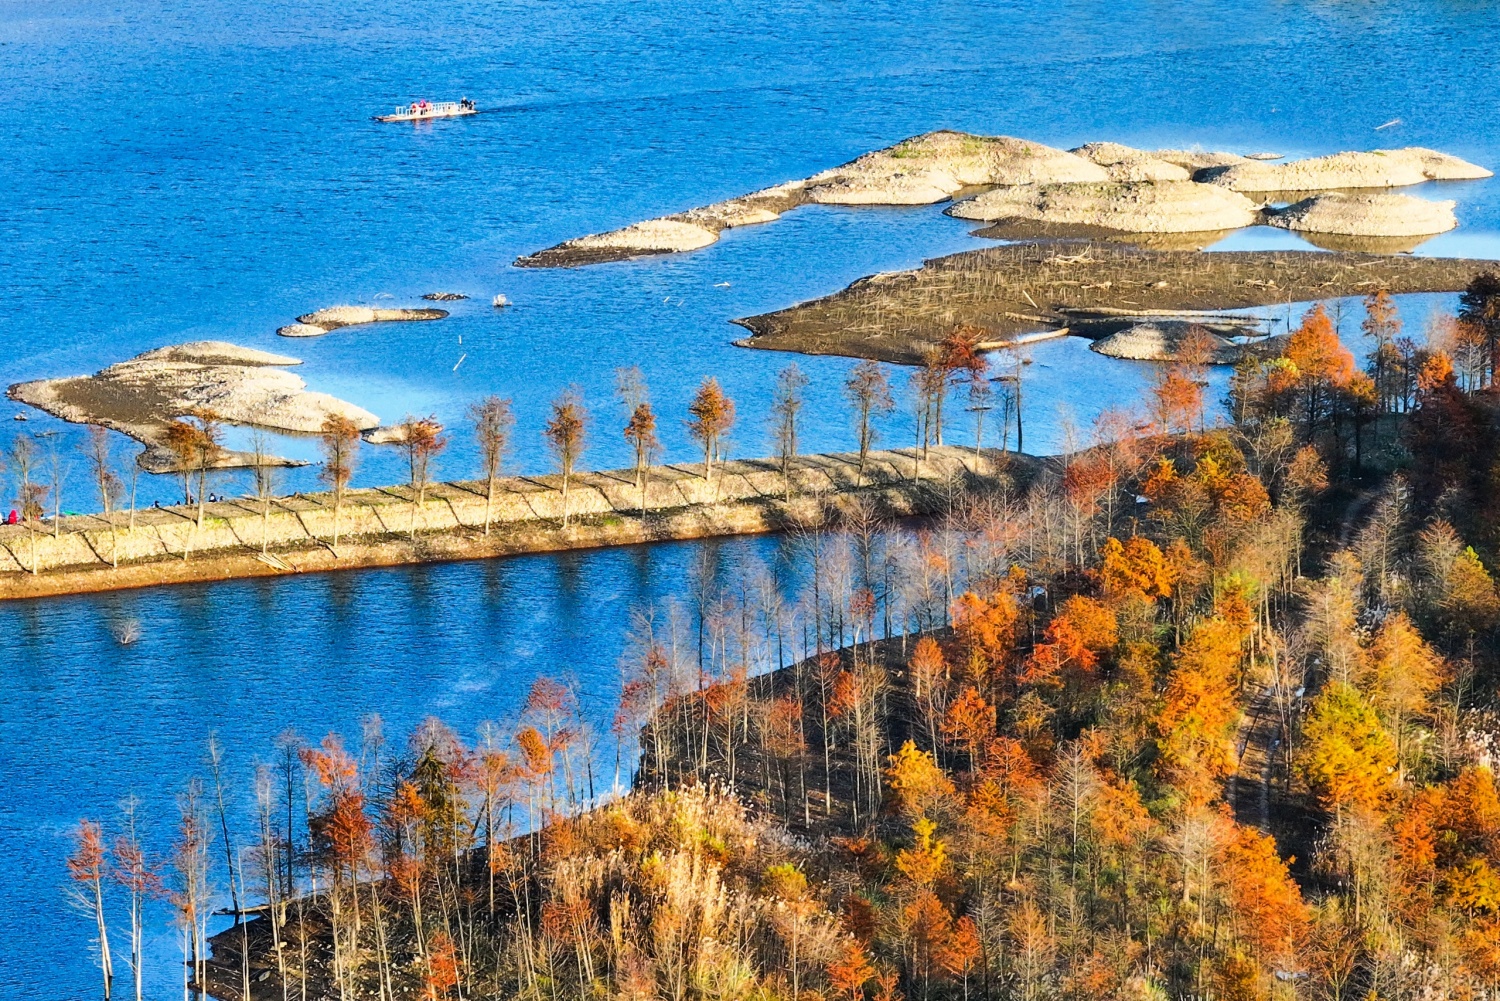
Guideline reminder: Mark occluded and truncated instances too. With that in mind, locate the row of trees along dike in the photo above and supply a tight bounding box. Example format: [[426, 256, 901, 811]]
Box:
[[61, 273, 1500, 1001], [4, 335, 1030, 566]]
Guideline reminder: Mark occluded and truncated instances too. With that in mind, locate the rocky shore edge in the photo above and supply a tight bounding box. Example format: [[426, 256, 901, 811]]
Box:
[[0, 446, 1032, 601]]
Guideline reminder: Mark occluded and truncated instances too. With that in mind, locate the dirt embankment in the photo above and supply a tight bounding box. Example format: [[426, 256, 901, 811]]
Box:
[[731, 242, 1497, 364], [0, 446, 1033, 601]]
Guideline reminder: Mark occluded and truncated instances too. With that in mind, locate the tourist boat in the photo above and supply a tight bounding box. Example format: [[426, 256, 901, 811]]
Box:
[[375, 98, 478, 122]]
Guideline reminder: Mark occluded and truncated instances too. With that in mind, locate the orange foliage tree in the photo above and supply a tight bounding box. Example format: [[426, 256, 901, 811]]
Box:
[[1020, 595, 1118, 693], [1153, 365, 1203, 435], [1287, 304, 1356, 386], [1155, 617, 1245, 807], [424, 930, 461, 999], [1216, 822, 1309, 961], [941, 686, 996, 772], [951, 587, 1018, 686], [66, 819, 113, 997], [827, 938, 876, 1000], [687, 376, 735, 484], [1100, 536, 1174, 602]]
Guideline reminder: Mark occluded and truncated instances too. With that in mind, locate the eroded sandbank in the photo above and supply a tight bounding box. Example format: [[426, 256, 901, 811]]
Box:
[[6, 342, 379, 472], [515, 132, 1264, 268], [1202, 147, 1491, 192], [1267, 191, 1458, 238], [515, 133, 1489, 268]]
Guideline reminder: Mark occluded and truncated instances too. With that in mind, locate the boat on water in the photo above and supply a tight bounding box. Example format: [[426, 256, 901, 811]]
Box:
[[375, 98, 477, 122]]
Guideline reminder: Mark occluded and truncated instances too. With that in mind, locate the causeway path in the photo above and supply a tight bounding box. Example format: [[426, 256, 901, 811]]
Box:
[[0, 446, 1033, 600]]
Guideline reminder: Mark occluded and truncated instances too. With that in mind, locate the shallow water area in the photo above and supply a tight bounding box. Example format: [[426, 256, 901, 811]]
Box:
[[5, 0, 1500, 994]]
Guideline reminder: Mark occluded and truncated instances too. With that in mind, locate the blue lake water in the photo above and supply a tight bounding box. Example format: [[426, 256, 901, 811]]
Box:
[[3, 0, 1500, 995], [0, 534, 815, 997]]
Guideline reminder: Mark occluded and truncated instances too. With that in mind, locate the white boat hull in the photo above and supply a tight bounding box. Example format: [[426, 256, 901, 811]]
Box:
[[376, 103, 477, 123]]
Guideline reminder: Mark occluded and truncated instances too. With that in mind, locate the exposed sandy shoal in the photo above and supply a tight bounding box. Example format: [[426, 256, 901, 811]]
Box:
[[732, 242, 1497, 365], [1088, 321, 1289, 363], [516, 131, 1111, 267], [298, 306, 448, 326], [947, 180, 1260, 233], [277, 323, 330, 338], [277, 306, 447, 338], [802, 132, 1108, 204], [516, 180, 810, 267], [1152, 148, 1254, 170], [7, 341, 379, 472], [1070, 143, 1192, 182], [1267, 190, 1458, 237], [516, 133, 1490, 268], [1201, 147, 1491, 192]]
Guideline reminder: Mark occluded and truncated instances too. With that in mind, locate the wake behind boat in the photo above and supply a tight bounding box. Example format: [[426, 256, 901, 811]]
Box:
[[375, 98, 477, 122]]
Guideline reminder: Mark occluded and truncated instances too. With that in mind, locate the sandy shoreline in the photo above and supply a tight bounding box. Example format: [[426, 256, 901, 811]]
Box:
[[0, 446, 1033, 601]]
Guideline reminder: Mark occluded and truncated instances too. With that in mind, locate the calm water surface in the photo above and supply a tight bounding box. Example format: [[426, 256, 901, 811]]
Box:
[[1, 535, 816, 997], [4, 0, 1500, 995]]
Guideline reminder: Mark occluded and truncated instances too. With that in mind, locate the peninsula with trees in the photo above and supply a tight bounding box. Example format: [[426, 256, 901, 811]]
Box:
[[57, 275, 1500, 1001]]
